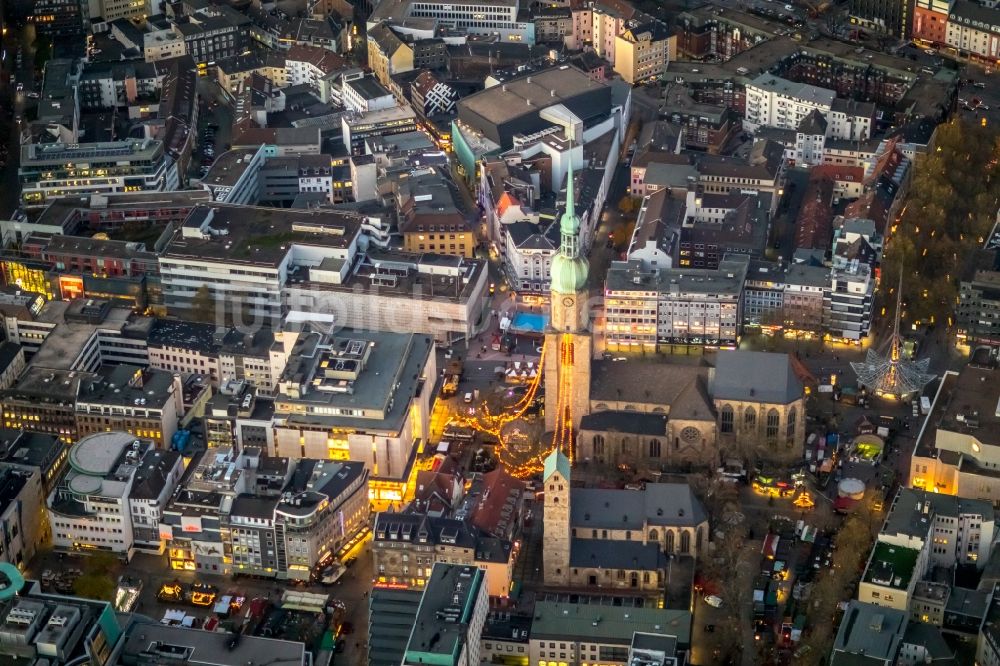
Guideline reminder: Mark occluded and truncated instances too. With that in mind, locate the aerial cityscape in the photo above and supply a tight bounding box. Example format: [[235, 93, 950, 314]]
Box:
[[0, 0, 997, 663]]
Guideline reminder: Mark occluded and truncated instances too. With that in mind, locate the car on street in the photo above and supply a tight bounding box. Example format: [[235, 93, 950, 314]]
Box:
[[705, 595, 723, 608]]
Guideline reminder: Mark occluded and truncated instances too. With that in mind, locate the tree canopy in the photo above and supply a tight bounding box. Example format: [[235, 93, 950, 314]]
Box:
[[881, 120, 1000, 327]]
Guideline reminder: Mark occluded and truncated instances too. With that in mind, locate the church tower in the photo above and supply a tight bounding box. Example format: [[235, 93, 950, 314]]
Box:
[[543, 160, 592, 454], [542, 449, 571, 585]]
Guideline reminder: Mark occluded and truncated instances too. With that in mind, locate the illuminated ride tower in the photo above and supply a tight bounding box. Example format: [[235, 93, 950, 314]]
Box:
[[543, 160, 592, 463]]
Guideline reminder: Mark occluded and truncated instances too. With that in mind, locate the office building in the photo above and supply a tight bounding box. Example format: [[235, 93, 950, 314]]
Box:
[[0, 368, 94, 443], [228, 459, 369, 580], [31, 0, 84, 35], [910, 361, 1000, 501], [160, 203, 363, 325], [0, 581, 125, 664], [368, 0, 536, 44], [342, 75, 395, 114], [284, 248, 488, 343], [48, 432, 183, 559], [604, 256, 748, 351], [75, 365, 184, 449], [113, 620, 311, 665], [0, 430, 69, 496], [529, 599, 691, 665], [146, 320, 295, 396], [174, 5, 252, 67], [160, 447, 368, 578], [342, 106, 419, 155], [272, 331, 435, 504], [200, 146, 266, 205], [19, 140, 173, 209], [402, 564, 488, 666]]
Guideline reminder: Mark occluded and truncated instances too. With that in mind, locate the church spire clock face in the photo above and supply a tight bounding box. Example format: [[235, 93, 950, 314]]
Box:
[[549, 159, 590, 334]]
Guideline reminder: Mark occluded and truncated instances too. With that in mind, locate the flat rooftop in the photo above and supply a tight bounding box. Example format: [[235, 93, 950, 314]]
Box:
[[459, 65, 609, 127], [275, 329, 433, 433], [606, 256, 749, 295], [114, 620, 308, 665], [164, 204, 362, 267], [21, 139, 163, 166], [294, 249, 486, 305], [917, 364, 1000, 457], [531, 601, 691, 647], [404, 564, 485, 664], [76, 365, 176, 409], [863, 541, 920, 591], [201, 148, 260, 189]]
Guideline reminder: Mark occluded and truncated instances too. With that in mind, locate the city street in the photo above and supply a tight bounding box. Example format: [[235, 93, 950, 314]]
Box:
[[0, 17, 37, 218]]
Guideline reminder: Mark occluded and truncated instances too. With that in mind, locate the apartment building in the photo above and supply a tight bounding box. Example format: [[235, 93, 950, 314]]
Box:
[[946, 1, 1000, 61], [605, 256, 748, 351], [75, 365, 184, 449], [823, 218, 882, 341], [285, 44, 347, 94], [47, 432, 183, 560], [19, 140, 173, 209], [745, 75, 873, 141], [957, 249, 1000, 349], [159, 203, 363, 326], [367, 23, 414, 89], [395, 167, 475, 258], [272, 331, 435, 504], [614, 20, 672, 84]]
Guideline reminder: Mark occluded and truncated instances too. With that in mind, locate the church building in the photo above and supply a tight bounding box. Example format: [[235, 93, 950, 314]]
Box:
[[542, 450, 709, 592]]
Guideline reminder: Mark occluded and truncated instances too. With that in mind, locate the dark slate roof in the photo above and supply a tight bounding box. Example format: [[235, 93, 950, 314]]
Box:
[[506, 220, 559, 250], [570, 485, 707, 529], [569, 538, 667, 570], [578, 411, 667, 436], [797, 109, 828, 136], [711, 351, 803, 404]]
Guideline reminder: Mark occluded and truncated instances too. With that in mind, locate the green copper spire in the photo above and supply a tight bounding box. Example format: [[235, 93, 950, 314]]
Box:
[[560, 160, 579, 239], [550, 158, 589, 294]]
